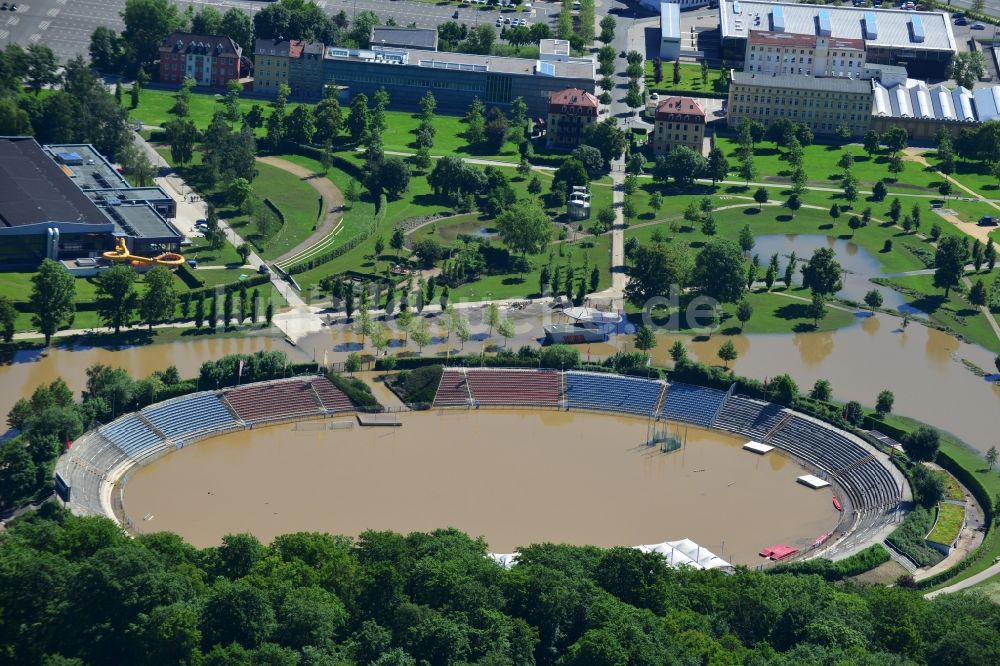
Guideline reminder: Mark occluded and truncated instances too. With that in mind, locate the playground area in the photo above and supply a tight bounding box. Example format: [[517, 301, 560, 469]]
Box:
[[121, 408, 840, 564]]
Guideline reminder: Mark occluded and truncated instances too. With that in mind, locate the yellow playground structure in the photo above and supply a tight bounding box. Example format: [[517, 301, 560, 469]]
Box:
[[103, 237, 185, 267]]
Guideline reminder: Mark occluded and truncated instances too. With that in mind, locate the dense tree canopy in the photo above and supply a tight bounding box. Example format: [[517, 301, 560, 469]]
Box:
[[1, 506, 999, 665]]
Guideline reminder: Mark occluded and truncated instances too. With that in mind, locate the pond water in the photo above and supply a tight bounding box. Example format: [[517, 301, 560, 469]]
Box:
[[122, 409, 838, 564], [752, 234, 926, 316], [0, 335, 307, 432], [428, 219, 497, 243]]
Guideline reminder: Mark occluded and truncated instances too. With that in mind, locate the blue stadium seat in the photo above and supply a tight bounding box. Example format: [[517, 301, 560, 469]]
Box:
[[564, 372, 664, 416], [142, 392, 237, 440], [99, 415, 163, 459], [660, 382, 728, 427]]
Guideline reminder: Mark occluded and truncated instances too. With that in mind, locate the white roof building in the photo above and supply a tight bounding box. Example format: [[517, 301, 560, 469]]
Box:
[[872, 79, 987, 122]]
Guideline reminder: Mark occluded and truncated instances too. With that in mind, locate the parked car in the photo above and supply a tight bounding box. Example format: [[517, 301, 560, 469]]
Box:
[[973, 23, 986, 30], [650, 92, 659, 100], [0, 4, 8, 11], [954, 12, 965, 19], [955, 18, 968, 25], [187, 259, 198, 269], [978, 215, 997, 226], [258, 264, 271, 275]]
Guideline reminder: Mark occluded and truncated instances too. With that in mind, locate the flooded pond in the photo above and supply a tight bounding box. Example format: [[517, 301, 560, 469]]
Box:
[[122, 409, 838, 564], [753, 234, 924, 315], [596, 317, 1000, 455], [425, 218, 497, 243], [0, 334, 306, 429]]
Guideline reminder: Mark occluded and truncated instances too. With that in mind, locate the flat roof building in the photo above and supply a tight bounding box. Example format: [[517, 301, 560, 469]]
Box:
[[720, 2, 956, 78], [0, 137, 181, 269], [660, 3, 682, 61], [321, 44, 595, 117], [372, 27, 438, 52]]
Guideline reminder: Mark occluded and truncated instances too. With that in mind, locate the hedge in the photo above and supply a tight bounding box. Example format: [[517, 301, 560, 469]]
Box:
[[262, 197, 286, 227], [287, 193, 387, 275], [174, 261, 205, 289], [886, 507, 944, 568], [187, 274, 271, 301], [293, 144, 367, 182], [770, 543, 891, 581], [388, 365, 444, 405], [326, 371, 380, 409]]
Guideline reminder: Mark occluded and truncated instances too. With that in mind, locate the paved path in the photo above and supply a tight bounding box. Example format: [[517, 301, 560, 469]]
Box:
[[610, 158, 626, 310], [925, 559, 1000, 599], [256, 156, 345, 265]]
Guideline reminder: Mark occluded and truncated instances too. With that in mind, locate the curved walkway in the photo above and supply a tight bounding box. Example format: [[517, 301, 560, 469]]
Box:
[[256, 156, 345, 266]]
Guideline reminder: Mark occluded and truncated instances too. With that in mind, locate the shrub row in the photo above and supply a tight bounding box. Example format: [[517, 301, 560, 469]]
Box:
[[326, 371, 380, 409], [770, 544, 891, 581], [388, 365, 444, 404]]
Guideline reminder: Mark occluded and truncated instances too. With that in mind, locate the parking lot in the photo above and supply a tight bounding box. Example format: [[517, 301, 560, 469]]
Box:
[[6, 0, 564, 65]]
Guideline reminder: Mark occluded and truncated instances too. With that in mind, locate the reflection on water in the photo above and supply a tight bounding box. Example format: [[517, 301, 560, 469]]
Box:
[[753, 234, 925, 315], [123, 410, 837, 564], [0, 335, 306, 426]]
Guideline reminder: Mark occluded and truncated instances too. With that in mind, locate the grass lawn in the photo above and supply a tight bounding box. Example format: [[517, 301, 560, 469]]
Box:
[[244, 163, 323, 260], [183, 234, 244, 267], [625, 203, 930, 275], [928, 502, 965, 546], [645, 60, 727, 96], [877, 272, 1000, 353], [124, 88, 300, 133]]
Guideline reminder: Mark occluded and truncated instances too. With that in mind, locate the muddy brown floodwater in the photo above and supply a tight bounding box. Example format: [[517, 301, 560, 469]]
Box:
[[0, 335, 307, 427], [122, 409, 838, 564]]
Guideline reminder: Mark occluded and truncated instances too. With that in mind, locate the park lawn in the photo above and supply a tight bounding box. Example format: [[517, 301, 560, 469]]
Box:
[[944, 156, 1000, 195], [447, 233, 613, 302], [249, 164, 324, 260], [645, 60, 726, 96], [624, 203, 929, 275], [937, 198, 1000, 227], [182, 234, 244, 266], [928, 502, 965, 546], [368, 110, 524, 163], [878, 272, 1000, 353], [714, 137, 938, 193], [124, 88, 299, 133]]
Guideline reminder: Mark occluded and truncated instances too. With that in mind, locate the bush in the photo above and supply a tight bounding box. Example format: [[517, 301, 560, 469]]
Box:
[[540, 345, 581, 369], [389, 365, 444, 405], [886, 506, 945, 567], [326, 371, 379, 409]]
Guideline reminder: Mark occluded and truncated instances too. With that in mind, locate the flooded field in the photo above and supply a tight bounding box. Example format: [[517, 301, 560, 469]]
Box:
[[0, 335, 306, 427], [123, 409, 838, 564], [752, 234, 923, 314]]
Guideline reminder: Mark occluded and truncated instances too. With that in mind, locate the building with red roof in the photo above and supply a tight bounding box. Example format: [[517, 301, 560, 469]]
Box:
[[545, 88, 600, 149], [652, 96, 707, 157], [158, 32, 244, 90]]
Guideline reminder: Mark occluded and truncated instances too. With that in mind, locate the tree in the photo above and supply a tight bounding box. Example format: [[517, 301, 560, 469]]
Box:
[[89, 26, 125, 73], [139, 266, 177, 331], [572, 145, 605, 177], [738, 154, 757, 185], [970, 279, 988, 307], [939, 180, 953, 200], [902, 426, 941, 462], [624, 241, 693, 304], [649, 192, 664, 219], [948, 51, 987, 90], [30, 259, 76, 346], [581, 118, 628, 166], [661, 146, 706, 185], [810, 379, 833, 401], [717, 340, 738, 369], [875, 389, 895, 417], [737, 224, 755, 255], [829, 204, 841, 224], [986, 239, 997, 272], [736, 299, 753, 331], [410, 317, 431, 352], [370, 158, 411, 199], [464, 97, 485, 144], [693, 239, 746, 304], [987, 446, 998, 471], [122, 0, 186, 71], [863, 130, 881, 157], [706, 147, 730, 184], [864, 289, 884, 313], [484, 106, 509, 150], [347, 93, 371, 143], [801, 248, 843, 296], [497, 317, 515, 348], [872, 180, 888, 202], [623, 198, 638, 227], [933, 236, 969, 297], [552, 158, 589, 196], [94, 264, 138, 334], [496, 201, 551, 266], [599, 15, 616, 44], [770, 374, 798, 406], [882, 126, 908, 154], [24, 44, 60, 94], [286, 105, 316, 145], [0, 295, 16, 343], [161, 117, 195, 165], [785, 193, 802, 216], [753, 187, 769, 210], [807, 292, 828, 327]]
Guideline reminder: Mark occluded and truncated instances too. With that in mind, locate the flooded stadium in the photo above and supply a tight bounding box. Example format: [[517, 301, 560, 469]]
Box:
[[122, 409, 839, 565]]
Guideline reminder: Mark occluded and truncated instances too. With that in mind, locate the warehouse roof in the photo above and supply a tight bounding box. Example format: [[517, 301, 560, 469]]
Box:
[[721, 1, 956, 52], [731, 70, 873, 94], [0, 137, 111, 230], [372, 27, 438, 51], [873, 79, 980, 121]]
